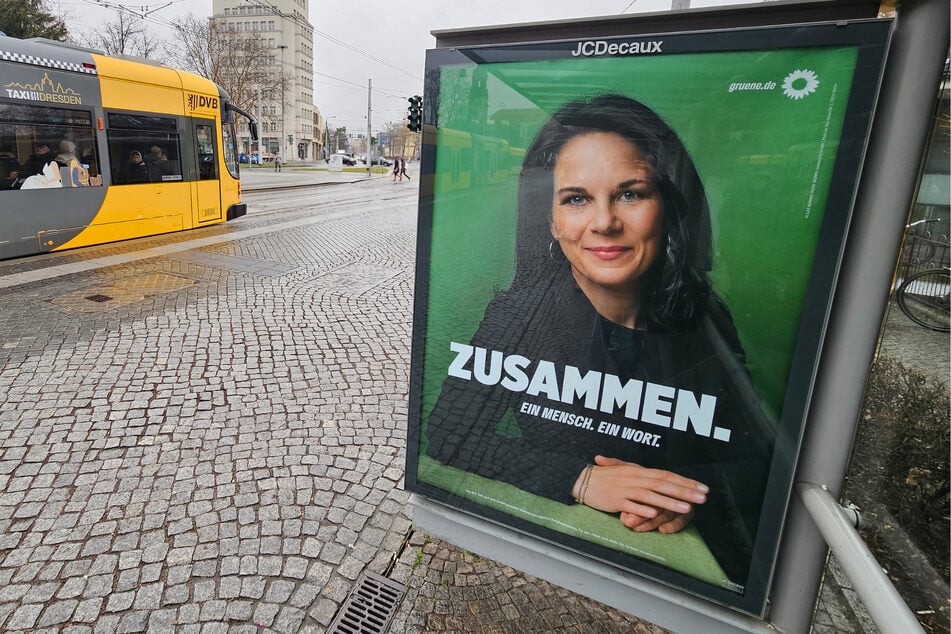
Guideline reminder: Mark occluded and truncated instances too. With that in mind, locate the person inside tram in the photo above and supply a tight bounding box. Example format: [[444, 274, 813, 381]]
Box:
[[80, 145, 100, 183], [146, 145, 173, 181], [0, 144, 19, 189], [54, 140, 79, 167], [11, 140, 56, 181], [124, 150, 150, 184]]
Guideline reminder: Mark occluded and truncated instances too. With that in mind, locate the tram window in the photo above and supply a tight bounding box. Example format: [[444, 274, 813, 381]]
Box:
[[195, 123, 218, 180], [109, 113, 178, 133], [106, 113, 183, 185], [0, 103, 102, 190], [222, 121, 239, 180]]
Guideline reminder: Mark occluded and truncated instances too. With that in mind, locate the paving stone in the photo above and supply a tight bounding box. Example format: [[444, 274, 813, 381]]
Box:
[[6, 604, 43, 630], [36, 600, 78, 627], [162, 584, 190, 606], [105, 591, 135, 613], [71, 598, 102, 624], [116, 611, 148, 633], [133, 582, 164, 610], [198, 599, 226, 622], [147, 609, 177, 631]]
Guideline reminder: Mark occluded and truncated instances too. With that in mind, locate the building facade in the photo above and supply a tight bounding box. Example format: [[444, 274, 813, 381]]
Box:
[[210, 0, 325, 161]]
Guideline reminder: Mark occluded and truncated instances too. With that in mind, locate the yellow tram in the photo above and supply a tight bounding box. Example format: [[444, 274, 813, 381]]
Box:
[[0, 35, 257, 260]]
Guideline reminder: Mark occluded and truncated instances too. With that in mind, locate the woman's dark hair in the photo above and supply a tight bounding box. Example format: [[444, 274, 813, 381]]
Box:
[[514, 93, 712, 332]]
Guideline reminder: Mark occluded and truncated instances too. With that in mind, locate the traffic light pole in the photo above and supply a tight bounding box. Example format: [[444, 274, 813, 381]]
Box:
[[367, 79, 372, 178], [407, 95, 422, 133]]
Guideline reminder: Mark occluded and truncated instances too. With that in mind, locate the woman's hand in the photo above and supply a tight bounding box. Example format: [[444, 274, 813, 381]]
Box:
[[620, 508, 694, 534], [574, 455, 707, 533]]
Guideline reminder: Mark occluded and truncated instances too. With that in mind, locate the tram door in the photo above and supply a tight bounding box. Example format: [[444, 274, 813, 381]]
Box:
[[193, 120, 221, 224]]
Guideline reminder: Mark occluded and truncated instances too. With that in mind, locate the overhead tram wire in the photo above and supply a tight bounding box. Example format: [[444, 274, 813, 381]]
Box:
[[77, 0, 184, 30], [316, 73, 410, 101], [81, 0, 420, 124], [78, 0, 422, 101], [311, 28, 422, 81], [240, 0, 423, 82]]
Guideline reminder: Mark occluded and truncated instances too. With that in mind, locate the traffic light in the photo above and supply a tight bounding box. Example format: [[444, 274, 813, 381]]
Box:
[[407, 95, 422, 132]]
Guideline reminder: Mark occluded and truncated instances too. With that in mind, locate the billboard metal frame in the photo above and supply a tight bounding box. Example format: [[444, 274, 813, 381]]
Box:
[[408, 0, 950, 630]]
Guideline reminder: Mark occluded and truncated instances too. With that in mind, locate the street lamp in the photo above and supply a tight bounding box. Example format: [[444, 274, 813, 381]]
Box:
[[277, 44, 287, 162]]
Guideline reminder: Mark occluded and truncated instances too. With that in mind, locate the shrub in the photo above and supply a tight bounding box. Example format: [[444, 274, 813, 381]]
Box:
[[847, 355, 949, 633]]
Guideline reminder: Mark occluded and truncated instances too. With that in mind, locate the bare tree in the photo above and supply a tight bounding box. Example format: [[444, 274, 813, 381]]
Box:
[[165, 14, 287, 119], [76, 10, 162, 58], [381, 120, 416, 160]]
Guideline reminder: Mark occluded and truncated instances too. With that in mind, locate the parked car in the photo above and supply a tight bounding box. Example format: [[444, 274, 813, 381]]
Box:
[[327, 152, 357, 166], [360, 156, 392, 167], [327, 153, 357, 168], [250, 152, 275, 164]]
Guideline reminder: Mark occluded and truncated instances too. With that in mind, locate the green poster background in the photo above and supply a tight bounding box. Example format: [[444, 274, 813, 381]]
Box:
[[423, 47, 857, 423], [413, 43, 865, 601]]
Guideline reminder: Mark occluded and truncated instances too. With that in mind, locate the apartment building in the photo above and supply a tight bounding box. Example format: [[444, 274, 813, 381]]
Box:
[[210, 0, 325, 161]]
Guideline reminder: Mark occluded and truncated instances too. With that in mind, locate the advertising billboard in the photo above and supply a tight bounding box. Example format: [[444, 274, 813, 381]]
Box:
[[406, 19, 891, 615]]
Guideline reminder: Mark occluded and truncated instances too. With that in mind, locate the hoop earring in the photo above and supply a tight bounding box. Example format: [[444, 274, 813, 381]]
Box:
[[549, 239, 567, 264]]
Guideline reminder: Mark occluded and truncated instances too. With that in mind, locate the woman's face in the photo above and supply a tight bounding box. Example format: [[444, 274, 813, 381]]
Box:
[[550, 132, 665, 299]]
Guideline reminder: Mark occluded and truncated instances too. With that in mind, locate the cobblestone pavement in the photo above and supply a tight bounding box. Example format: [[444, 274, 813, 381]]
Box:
[[0, 178, 658, 633], [388, 534, 656, 634], [1, 174, 934, 633]]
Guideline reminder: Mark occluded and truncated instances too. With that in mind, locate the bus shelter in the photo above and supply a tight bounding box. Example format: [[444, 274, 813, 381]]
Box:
[[404, 0, 949, 631]]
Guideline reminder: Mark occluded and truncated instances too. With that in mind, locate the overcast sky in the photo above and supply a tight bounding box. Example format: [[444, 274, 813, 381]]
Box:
[[58, 0, 760, 131]]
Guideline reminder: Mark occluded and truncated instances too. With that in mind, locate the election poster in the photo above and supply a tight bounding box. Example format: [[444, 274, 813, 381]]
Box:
[[405, 19, 891, 614]]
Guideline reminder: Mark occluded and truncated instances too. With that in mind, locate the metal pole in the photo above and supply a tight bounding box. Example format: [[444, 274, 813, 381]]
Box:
[[798, 484, 925, 633], [366, 79, 372, 178], [255, 88, 261, 156], [278, 44, 287, 164], [768, 0, 950, 630]]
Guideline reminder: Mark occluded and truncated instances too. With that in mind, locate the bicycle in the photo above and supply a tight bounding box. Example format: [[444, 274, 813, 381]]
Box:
[[896, 266, 950, 332], [903, 218, 943, 266]]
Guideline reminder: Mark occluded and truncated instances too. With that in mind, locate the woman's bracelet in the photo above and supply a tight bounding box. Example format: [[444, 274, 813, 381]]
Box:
[[575, 465, 593, 505]]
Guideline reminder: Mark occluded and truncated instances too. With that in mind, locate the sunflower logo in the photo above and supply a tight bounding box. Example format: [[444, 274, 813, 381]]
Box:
[[782, 69, 820, 100]]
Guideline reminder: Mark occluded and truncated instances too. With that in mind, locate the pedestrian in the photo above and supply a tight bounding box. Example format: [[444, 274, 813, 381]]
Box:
[[399, 157, 410, 181], [392, 157, 401, 182], [274, 153, 282, 172]]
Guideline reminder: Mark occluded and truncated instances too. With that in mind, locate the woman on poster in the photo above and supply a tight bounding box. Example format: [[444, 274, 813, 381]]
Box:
[[425, 94, 775, 584]]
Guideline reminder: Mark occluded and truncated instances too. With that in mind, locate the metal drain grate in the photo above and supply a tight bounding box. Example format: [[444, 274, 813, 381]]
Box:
[[84, 294, 113, 303], [327, 570, 406, 634]]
